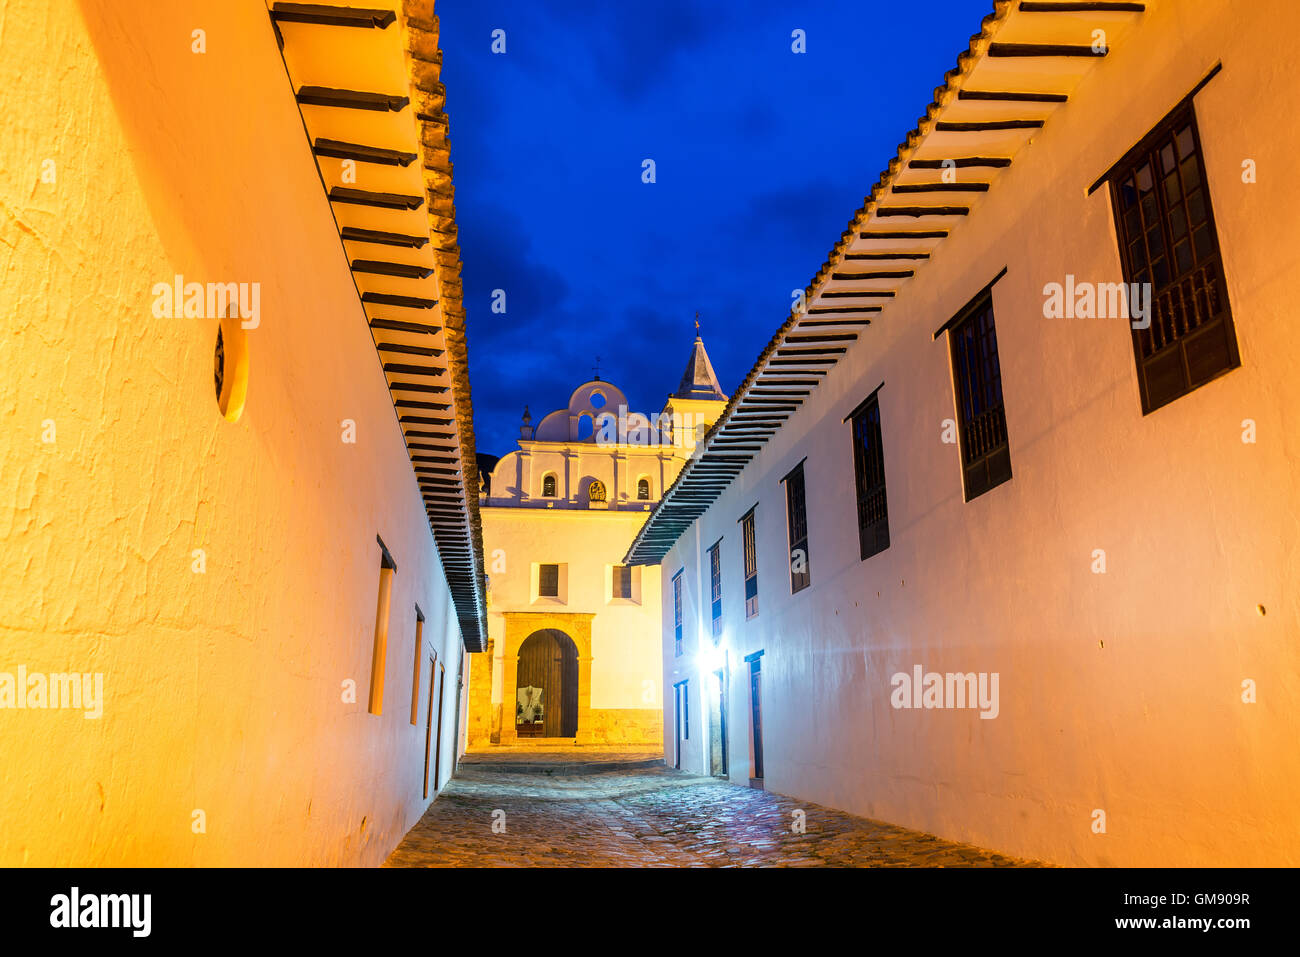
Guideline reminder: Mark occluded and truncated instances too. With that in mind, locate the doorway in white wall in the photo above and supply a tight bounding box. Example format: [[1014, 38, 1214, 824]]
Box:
[[746, 651, 764, 788], [708, 667, 728, 778]]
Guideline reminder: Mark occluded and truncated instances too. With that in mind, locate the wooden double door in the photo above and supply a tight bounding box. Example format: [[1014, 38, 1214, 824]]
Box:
[[516, 628, 579, 738]]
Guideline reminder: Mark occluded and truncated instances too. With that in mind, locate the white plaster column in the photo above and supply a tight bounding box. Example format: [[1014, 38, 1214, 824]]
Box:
[[518, 447, 532, 503]]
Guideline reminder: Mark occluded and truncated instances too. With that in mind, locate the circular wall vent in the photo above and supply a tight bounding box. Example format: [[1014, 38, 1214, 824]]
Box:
[[214, 312, 249, 422]]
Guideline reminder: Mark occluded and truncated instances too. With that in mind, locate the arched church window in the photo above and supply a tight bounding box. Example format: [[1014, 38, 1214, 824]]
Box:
[[542, 474, 557, 498], [637, 478, 650, 500]]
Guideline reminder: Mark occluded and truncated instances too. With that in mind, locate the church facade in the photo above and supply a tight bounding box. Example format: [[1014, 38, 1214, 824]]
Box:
[[468, 337, 726, 747]]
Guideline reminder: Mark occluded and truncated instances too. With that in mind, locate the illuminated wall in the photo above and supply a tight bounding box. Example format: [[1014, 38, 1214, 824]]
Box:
[[0, 0, 469, 865], [474, 507, 665, 746], [660, 0, 1300, 866]]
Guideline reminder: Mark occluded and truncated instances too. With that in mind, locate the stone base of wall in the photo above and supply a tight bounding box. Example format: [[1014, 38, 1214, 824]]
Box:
[[466, 643, 496, 748], [585, 708, 662, 746], [471, 701, 662, 748]]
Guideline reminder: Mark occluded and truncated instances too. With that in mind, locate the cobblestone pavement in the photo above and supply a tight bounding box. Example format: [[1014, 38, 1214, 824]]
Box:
[[385, 756, 1038, 867]]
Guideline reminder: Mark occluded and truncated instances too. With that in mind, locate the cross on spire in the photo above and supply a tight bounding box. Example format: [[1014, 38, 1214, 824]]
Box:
[[694, 311, 700, 336], [593, 355, 602, 381]]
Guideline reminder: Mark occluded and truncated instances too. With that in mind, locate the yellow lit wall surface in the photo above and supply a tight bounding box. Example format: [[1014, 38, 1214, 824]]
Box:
[[0, 0, 468, 866]]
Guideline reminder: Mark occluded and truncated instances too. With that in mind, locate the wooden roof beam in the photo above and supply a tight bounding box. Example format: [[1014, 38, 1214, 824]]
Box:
[[295, 86, 409, 111], [377, 342, 444, 358], [907, 158, 1010, 171], [383, 363, 446, 377], [313, 138, 415, 166], [784, 333, 858, 343], [341, 226, 428, 248], [891, 182, 990, 193], [830, 270, 914, 280], [987, 43, 1107, 57], [859, 228, 949, 238], [388, 381, 447, 394], [1018, 1, 1145, 11], [935, 119, 1045, 132], [363, 292, 437, 309], [369, 317, 440, 335], [330, 187, 422, 210], [352, 259, 434, 279], [845, 251, 931, 260], [957, 90, 1068, 103], [271, 3, 396, 28], [875, 205, 969, 217]]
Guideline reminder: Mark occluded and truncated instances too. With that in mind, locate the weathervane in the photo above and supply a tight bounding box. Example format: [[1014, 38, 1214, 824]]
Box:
[[694, 311, 700, 336]]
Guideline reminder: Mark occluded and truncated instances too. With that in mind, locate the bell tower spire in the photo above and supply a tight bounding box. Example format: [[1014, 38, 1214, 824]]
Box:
[[671, 317, 725, 401]]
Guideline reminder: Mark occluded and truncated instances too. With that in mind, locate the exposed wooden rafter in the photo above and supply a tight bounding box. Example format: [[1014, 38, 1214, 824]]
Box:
[[273, 0, 488, 649]]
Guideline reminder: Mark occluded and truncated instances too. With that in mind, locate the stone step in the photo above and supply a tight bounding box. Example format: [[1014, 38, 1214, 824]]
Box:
[[458, 757, 666, 776]]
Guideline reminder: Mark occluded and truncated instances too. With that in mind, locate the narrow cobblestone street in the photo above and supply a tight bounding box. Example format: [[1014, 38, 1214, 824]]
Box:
[[386, 751, 1036, 867]]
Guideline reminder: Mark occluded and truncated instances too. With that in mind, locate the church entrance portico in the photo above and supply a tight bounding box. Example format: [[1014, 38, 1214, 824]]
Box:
[[500, 612, 594, 745]]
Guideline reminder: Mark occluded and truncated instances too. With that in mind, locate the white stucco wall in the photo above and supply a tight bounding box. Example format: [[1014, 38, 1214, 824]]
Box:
[[482, 508, 663, 711], [0, 0, 469, 865], [660, 0, 1300, 866]]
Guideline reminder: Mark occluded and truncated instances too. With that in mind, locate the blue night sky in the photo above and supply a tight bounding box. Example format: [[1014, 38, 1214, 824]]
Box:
[[437, 0, 994, 456]]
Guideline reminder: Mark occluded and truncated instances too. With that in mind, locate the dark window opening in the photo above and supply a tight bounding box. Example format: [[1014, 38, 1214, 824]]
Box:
[[851, 392, 890, 560], [1107, 103, 1238, 413], [538, 563, 559, 598], [783, 463, 811, 593], [541, 474, 556, 498], [637, 478, 650, 500], [612, 564, 633, 599], [948, 291, 1012, 500]]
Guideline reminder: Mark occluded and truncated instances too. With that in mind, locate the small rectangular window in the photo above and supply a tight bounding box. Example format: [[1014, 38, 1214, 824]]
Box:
[[783, 463, 811, 593], [538, 563, 559, 597], [1107, 103, 1238, 413], [850, 391, 890, 560], [409, 605, 425, 726], [422, 653, 436, 798], [672, 570, 684, 656], [948, 290, 1012, 500], [740, 508, 758, 618], [612, 564, 633, 599], [369, 537, 397, 716], [708, 540, 723, 637]]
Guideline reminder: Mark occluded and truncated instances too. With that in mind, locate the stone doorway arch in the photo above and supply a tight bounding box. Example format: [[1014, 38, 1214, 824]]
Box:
[[515, 629, 579, 738], [500, 611, 594, 744]]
